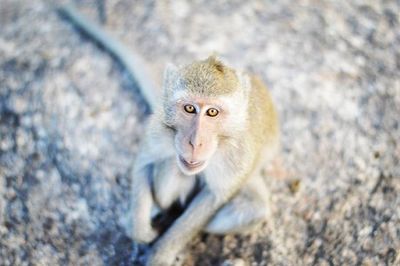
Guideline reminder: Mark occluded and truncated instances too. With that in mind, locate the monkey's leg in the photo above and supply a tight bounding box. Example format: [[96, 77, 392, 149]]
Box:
[[205, 174, 270, 234], [151, 158, 197, 235], [152, 158, 196, 211]]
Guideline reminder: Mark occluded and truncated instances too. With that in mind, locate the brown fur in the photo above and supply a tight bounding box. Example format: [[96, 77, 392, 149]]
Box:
[[181, 56, 239, 96], [130, 57, 279, 266], [248, 75, 279, 153]]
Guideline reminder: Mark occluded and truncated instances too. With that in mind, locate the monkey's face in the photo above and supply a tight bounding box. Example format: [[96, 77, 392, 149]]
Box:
[[173, 99, 222, 176], [162, 59, 250, 176]]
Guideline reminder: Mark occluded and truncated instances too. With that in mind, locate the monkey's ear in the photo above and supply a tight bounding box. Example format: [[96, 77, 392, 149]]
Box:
[[207, 55, 225, 73], [163, 63, 180, 95]]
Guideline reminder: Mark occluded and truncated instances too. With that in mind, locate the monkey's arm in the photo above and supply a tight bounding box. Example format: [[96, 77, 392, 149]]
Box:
[[146, 188, 225, 265], [130, 165, 158, 243], [130, 116, 175, 243]]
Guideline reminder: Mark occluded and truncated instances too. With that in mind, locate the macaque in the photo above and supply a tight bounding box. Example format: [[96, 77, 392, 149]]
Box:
[[57, 7, 278, 266], [130, 56, 279, 265]]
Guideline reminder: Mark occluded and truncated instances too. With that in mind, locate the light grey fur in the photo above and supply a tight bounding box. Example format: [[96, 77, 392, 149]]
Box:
[[130, 58, 278, 265]]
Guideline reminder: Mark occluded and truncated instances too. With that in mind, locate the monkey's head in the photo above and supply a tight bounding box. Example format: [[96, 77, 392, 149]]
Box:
[[162, 56, 250, 176]]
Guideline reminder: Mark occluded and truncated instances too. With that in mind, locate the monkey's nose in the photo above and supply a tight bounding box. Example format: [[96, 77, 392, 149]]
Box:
[[189, 137, 203, 149]]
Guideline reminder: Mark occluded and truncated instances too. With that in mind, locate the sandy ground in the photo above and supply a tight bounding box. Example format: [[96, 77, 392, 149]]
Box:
[[0, 0, 399, 265]]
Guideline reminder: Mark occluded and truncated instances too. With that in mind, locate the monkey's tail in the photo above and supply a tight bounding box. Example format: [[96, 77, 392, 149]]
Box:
[[58, 4, 158, 112]]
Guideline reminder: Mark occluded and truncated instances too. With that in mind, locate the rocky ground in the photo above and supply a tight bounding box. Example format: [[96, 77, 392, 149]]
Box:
[[0, 0, 399, 265]]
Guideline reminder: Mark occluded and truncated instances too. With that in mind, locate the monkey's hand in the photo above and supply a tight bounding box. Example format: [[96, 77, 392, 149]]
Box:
[[145, 249, 172, 266], [131, 223, 158, 244]]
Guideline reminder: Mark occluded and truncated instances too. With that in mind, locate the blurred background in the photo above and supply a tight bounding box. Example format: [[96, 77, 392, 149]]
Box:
[[0, 0, 399, 265]]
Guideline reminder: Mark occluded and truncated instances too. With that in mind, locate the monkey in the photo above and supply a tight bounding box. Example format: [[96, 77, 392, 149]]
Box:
[[57, 6, 278, 266], [130, 56, 279, 265]]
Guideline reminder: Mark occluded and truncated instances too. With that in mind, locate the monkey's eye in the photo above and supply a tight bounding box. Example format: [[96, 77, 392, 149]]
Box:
[[206, 108, 219, 117], [184, 104, 196, 114]]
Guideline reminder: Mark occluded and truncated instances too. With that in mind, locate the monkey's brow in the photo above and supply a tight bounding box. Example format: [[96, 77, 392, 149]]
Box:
[[177, 99, 223, 109]]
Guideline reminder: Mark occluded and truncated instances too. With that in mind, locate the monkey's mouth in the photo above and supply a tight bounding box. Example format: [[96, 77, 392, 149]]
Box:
[[179, 156, 205, 170]]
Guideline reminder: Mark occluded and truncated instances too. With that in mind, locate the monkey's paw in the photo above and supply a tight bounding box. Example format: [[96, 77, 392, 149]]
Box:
[[132, 226, 158, 244], [145, 246, 176, 266], [145, 253, 171, 266]]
